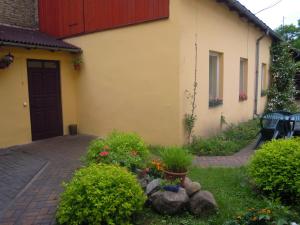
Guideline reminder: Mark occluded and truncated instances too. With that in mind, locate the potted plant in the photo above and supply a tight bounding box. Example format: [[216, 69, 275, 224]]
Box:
[[72, 56, 82, 70], [160, 147, 192, 186], [0, 53, 14, 69]]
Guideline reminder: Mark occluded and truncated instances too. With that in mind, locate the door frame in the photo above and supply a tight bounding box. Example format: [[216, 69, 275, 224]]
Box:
[[27, 59, 64, 141]]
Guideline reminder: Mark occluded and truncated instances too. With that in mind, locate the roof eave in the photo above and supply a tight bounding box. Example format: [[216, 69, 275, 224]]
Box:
[[0, 41, 82, 53], [216, 0, 282, 41]]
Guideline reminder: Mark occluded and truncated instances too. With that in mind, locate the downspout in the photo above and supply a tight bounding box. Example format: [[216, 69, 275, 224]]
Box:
[[254, 30, 269, 116]]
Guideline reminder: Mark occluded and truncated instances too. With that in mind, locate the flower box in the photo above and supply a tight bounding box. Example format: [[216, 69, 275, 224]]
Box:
[[209, 98, 223, 108], [239, 93, 248, 101]]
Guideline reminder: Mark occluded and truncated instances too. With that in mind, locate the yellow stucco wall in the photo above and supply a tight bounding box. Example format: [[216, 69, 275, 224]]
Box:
[[66, 1, 182, 145], [178, 0, 272, 143], [0, 0, 273, 148], [0, 47, 78, 148]]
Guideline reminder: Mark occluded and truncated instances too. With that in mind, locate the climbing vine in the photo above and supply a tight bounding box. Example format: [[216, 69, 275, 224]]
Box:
[[266, 42, 299, 112], [184, 36, 198, 144]]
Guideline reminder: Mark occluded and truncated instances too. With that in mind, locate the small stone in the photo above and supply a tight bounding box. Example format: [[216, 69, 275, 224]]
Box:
[[183, 177, 192, 185], [150, 188, 189, 215], [146, 178, 161, 195], [184, 181, 201, 197], [189, 191, 218, 216]]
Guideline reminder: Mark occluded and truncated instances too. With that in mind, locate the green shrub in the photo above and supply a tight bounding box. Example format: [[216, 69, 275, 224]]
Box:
[[160, 147, 193, 173], [190, 119, 259, 156], [86, 131, 149, 170], [56, 164, 146, 225], [248, 138, 300, 202]]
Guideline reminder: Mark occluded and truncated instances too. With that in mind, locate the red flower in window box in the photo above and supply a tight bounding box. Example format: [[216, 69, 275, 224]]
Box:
[[239, 93, 248, 101]]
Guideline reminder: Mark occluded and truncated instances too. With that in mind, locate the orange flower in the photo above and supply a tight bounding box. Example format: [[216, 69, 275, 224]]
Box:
[[151, 160, 164, 171], [131, 150, 138, 156], [251, 216, 257, 221], [103, 145, 110, 150]]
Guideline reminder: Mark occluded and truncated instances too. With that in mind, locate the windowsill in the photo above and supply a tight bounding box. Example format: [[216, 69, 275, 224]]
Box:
[[239, 98, 248, 102], [209, 100, 223, 108]]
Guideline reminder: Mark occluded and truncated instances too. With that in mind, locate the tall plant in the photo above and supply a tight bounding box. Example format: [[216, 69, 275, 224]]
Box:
[[184, 35, 198, 144], [266, 42, 299, 112]]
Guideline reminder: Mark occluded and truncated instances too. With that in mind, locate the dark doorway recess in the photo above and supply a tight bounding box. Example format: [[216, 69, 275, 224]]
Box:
[[27, 60, 63, 141]]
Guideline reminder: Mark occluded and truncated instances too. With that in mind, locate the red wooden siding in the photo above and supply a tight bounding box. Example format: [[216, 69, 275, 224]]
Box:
[[38, 0, 169, 38]]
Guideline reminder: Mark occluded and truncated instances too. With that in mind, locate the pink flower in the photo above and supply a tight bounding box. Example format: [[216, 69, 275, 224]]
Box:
[[99, 151, 109, 157]]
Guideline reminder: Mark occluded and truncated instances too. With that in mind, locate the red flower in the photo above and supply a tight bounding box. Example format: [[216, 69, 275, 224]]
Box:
[[99, 151, 109, 157]]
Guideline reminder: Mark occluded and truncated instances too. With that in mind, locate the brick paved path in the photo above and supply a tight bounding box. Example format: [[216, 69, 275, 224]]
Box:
[[0, 150, 46, 213], [193, 142, 256, 167], [0, 135, 94, 225]]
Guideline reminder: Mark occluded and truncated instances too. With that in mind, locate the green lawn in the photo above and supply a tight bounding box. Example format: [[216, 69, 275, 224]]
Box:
[[135, 167, 299, 225]]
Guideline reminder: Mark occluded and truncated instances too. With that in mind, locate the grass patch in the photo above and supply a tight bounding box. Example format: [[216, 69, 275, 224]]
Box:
[[189, 119, 259, 156], [135, 167, 299, 225]]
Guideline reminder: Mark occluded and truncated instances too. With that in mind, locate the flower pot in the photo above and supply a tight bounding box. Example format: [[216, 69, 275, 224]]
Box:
[[74, 64, 81, 71], [163, 170, 187, 186], [68, 124, 78, 135]]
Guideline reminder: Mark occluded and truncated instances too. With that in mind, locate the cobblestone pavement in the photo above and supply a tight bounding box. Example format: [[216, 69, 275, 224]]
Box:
[[193, 142, 256, 168], [0, 135, 94, 225]]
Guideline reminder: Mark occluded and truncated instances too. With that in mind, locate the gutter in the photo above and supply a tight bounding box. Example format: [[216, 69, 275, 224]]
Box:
[[0, 41, 82, 53], [254, 30, 269, 116]]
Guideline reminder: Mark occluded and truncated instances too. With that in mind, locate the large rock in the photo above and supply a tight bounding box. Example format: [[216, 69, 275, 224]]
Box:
[[138, 177, 149, 190], [146, 178, 161, 195], [183, 177, 201, 196], [150, 188, 189, 215], [189, 191, 218, 216]]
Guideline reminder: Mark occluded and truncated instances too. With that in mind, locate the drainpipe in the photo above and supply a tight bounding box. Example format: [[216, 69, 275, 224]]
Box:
[[254, 30, 269, 117]]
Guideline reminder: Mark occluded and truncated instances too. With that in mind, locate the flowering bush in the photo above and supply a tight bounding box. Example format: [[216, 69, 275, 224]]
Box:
[[266, 42, 299, 112], [56, 164, 146, 225], [86, 131, 150, 170]]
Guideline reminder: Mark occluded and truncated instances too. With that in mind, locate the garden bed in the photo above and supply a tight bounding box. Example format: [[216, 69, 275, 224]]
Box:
[[136, 167, 300, 225], [189, 119, 259, 156]]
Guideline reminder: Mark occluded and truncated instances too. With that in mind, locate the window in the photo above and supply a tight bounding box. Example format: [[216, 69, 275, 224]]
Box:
[[261, 63, 268, 96], [239, 58, 248, 101], [209, 51, 223, 107]]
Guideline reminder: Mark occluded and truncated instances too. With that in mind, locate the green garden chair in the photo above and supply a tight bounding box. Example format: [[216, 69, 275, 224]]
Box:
[[255, 112, 286, 149]]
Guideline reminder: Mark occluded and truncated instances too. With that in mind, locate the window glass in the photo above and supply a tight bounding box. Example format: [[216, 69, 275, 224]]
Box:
[[44, 61, 57, 69], [28, 61, 42, 68], [261, 63, 268, 95], [209, 52, 223, 107], [239, 58, 248, 101]]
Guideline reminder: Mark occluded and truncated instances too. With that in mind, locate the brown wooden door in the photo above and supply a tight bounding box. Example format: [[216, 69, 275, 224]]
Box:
[[27, 60, 63, 141]]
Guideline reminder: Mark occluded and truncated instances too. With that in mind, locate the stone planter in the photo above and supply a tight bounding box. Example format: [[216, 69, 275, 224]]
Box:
[[163, 170, 187, 186]]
